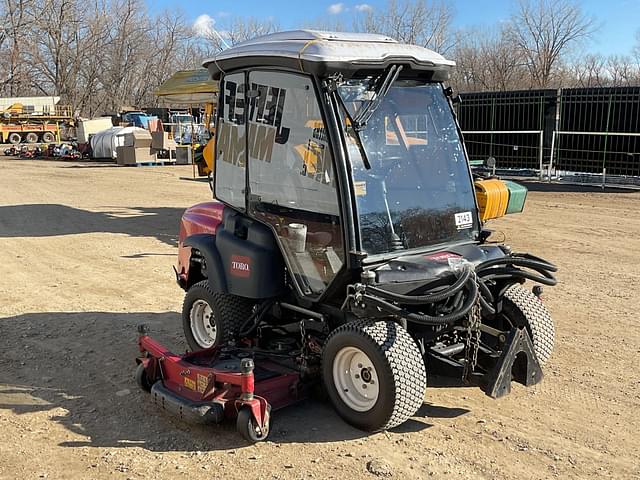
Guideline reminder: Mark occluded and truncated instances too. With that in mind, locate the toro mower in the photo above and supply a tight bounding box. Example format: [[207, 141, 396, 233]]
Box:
[[135, 30, 557, 442]]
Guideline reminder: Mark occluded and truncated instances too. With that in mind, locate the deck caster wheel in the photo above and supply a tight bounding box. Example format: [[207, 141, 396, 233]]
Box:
[[236, 408, 270, 443], [135, 363, 154, 392]]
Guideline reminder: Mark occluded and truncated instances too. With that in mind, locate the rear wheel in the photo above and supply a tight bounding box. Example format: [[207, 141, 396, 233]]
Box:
[[502, 285, 555, 365], [41, 132, 55, 143], [322, 319, 426, 432], [8, 133, 21, 145], [25, 132, 38, 143], [182, 280, 254, 351]]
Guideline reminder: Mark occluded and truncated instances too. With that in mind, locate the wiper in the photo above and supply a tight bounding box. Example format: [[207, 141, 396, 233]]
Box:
[[335, 92, 372, 170], [352, 65, 403, 131]]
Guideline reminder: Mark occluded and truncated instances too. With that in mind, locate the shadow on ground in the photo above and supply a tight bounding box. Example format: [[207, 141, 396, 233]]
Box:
[[517, 180, 639, 194], [0, 204, 184, 246], [0, 312, 469, 451]]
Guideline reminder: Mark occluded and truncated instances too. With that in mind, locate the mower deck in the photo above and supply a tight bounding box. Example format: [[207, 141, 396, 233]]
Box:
[[136, 326, 309, 442]]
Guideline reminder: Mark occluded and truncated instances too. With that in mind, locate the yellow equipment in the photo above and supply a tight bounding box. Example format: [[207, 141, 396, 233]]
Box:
[[475, 179, 510, 221], [155, 69, 219, 176]]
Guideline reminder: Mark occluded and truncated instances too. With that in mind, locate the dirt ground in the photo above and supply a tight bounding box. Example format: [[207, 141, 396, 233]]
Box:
[[0, 157, 638, 480]]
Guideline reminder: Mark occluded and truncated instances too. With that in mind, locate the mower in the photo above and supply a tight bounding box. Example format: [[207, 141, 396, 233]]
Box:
[[135, 30, 557, 442]]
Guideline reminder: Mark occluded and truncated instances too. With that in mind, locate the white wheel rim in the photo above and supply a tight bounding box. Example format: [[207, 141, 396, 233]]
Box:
[[189, 299, 216, 348], [332, 346, 380, 412]]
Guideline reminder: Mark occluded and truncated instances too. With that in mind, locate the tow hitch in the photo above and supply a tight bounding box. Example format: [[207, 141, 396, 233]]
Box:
[[484, 327, 543, 398]]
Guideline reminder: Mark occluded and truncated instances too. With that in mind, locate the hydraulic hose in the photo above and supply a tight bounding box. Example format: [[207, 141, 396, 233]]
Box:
[[354, 254, 556, 327], [362, 277, 478, 326], [238, 300, 274, 337], [366, 264, 473, 305], [478, 267, 557, 286], [476, 256, 557, 273]]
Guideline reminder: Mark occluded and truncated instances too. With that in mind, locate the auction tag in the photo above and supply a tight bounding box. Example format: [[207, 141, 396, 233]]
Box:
[[454, 211, 473, 230]]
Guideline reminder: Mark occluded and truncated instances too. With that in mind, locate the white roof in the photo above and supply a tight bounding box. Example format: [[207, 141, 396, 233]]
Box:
[[203, 30, 455, 78]]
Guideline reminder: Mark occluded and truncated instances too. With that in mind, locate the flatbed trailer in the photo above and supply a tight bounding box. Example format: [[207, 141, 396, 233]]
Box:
[[0, 122, 61, 144], [0, 103, 72, 144]]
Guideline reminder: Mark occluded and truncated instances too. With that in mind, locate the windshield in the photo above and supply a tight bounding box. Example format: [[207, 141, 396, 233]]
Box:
[[338, 79, 479, 256]]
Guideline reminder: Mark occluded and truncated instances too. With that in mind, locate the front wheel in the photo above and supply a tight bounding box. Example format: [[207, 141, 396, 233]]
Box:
[[322, 319, 426, 432], [502, 285, 555, 365]]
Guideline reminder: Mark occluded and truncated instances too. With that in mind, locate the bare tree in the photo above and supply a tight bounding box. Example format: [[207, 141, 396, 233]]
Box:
[[570, 53, 607, 87], [0, 0, 35, 95], [452, 27, 531, 92], [505, 0, 596, 88], [354, 0, 455, 54], [196, 16, 280, 53], [606, 55, 639, 87]]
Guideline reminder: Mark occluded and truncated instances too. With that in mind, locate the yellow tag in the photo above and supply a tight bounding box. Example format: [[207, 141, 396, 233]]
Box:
[[354, 181, 367, 197], [196, 374, 209, 394], [184, 377, 196, 391]]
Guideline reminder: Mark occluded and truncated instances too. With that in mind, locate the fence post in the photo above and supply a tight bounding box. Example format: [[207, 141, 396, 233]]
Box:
[[602, 93, 612, 186], [538, 130, 544, 180], [548, 130, 556, 183]]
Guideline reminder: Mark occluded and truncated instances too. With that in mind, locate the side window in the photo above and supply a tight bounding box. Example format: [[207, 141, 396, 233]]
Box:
[[247, 71, 344, 295], [215, 72, 246, 209]]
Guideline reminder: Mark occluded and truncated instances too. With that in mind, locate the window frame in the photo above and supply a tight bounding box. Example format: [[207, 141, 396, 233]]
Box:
[[214, 70, 249, 212]]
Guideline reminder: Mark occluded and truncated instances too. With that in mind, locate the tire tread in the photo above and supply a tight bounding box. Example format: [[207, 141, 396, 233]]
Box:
[[503, 285, 555, 365], [324, 319, 426, 431]]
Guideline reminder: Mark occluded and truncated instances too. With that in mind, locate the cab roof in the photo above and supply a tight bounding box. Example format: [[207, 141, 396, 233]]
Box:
[[202, 30, 455, 80]]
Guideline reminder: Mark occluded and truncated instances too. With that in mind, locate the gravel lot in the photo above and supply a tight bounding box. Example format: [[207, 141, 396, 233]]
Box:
[[0, 157, 638, 479]]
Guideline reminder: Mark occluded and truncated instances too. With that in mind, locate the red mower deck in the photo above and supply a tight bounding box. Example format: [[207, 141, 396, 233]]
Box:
[[136, 326, 310, 442]]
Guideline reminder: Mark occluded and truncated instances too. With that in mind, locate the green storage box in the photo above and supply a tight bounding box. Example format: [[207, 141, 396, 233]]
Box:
[[504, 180, 528, 214]]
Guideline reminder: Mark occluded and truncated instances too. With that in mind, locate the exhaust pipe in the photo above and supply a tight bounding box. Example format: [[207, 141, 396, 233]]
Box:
[[150, 382, 224, 425]]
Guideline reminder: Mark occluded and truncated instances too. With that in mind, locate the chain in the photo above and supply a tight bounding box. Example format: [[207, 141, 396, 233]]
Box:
[[462, 273, 482, 382], [299, 320, 308, 371]]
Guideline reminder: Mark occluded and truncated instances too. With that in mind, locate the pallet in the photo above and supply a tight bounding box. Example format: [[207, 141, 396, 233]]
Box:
[[120, 161, 177, 167]]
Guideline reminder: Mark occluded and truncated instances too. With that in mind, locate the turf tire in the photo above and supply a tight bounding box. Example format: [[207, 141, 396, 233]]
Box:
[[182, 280, 254, 351], [322, 319, 426, 432], [502, 285, 555, 365]]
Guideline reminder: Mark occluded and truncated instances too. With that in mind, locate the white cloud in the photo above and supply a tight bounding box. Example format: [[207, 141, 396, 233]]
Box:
[[327, 3, 344, 14], [355, 3, 372, 12], [193, 14, 215, 37]]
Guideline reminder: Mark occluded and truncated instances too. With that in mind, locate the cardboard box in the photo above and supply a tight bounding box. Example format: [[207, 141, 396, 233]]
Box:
[[116, 146, 157, 165], [77, 117, 114, 144], [120, 129, 152, 148], [151, 131, 177, 150]]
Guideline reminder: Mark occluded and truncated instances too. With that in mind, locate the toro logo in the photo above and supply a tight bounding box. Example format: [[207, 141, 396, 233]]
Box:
[[230, 255, 251, 278]]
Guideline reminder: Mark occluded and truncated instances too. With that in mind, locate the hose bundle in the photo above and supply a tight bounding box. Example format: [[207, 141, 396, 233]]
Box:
[[357, 253, 557, 327]]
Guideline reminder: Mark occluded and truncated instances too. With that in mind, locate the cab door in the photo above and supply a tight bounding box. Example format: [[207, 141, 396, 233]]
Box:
[[245, 70, 345, 297]]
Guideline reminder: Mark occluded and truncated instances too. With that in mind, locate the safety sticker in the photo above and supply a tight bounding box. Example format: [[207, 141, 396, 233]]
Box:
[[196, 374, 209, 394], [354, 181, 367, 197], [454, 211, 473, 230], [183, 377, 196, 391]]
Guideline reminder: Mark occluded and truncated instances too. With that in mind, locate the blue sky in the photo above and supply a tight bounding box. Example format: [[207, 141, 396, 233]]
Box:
[[148, 0, 640, 57]]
